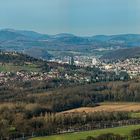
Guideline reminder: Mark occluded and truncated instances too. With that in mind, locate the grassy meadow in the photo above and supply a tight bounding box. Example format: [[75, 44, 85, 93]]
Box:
[[0, 63, 40, 72]]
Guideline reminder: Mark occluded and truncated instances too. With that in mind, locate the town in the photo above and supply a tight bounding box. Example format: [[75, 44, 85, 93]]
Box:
[[49, 56, 140, 79], [0, 52, 134, 88]]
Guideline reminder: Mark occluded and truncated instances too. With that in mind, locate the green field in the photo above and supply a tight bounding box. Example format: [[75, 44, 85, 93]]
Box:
[[30, 125, 140, 140], [131, 112, 140, 119], [0, 63, 40, 72]]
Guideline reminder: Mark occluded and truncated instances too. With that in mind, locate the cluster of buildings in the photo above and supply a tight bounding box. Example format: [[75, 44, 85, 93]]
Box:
[[49, 56, 99, 67], [0, 71, 58, 84], [100, 58, 140, 78], [49, 55, 140, 79], [0, 52, 140, 85], [0, 67, 92, 85]]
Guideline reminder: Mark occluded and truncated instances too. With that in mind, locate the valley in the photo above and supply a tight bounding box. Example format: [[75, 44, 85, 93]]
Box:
[[1, 0, 140, 139], [0, 31, 140, 140]]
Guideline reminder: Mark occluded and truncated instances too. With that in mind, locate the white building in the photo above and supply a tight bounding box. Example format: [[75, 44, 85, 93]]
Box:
[[92, 58, 98, 65]]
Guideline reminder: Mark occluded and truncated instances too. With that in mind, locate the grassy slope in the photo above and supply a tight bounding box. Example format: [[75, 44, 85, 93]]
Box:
[[30, 125, 140, 140], [0, 63, 40, 72], [131, 112, 140, 119]]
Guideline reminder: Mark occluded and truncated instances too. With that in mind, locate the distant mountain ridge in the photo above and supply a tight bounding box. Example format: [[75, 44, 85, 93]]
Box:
[[1, 28, 140, 40], [0, 28, 140, 59]]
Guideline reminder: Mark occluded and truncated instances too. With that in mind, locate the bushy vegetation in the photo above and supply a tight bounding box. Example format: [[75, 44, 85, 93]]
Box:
[[84, 128, 140, 140], [84, 133, 128, 140]]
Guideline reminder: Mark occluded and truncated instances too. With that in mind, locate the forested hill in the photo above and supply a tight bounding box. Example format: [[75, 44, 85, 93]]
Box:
[[101, 47, 140, 61], [0, 50, 38, 63], [1, 29, 140, 59]]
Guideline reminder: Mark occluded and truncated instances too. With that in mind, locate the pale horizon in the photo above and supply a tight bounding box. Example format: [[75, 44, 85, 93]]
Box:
[[0, 0, 140, 36]]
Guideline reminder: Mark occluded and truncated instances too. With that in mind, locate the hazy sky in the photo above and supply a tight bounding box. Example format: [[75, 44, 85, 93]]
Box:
[[0, 0, 140, 36]]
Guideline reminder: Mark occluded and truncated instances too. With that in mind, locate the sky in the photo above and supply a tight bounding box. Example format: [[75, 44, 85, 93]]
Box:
[[0, 0, 140, 36]]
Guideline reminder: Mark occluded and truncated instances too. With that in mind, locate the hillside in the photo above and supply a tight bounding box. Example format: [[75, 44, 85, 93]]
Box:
[[1, 29, 140, 58], [101, 47, 140, 61], [0, 51, 122, 102], [0, 51, 140, 139]]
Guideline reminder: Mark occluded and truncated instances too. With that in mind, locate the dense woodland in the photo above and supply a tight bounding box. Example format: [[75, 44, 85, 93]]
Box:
[[0, 79, 140, 112], [20, 80, 140, 112]]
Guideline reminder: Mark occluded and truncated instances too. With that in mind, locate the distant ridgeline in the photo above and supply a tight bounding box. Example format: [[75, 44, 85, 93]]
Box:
[[1, 29, 140, 59]]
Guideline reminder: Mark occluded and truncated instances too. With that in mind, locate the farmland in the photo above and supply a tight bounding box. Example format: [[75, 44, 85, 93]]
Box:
[[62, 102, 140, 114]]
